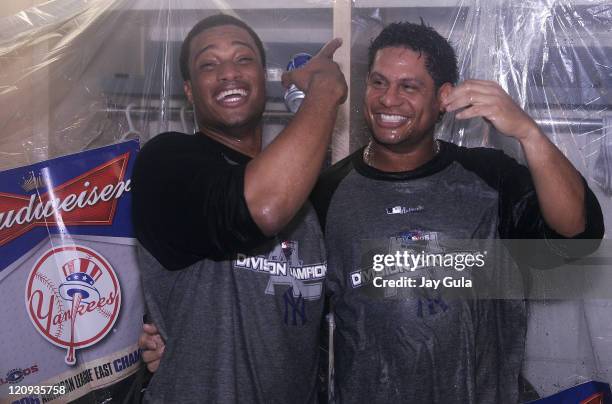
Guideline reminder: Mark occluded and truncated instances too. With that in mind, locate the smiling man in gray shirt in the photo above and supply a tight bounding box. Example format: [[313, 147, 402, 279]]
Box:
[[311, 21, 603, 403]]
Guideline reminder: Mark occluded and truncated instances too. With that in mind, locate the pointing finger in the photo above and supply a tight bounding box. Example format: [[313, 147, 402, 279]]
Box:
[[316, 38, 343, 59]]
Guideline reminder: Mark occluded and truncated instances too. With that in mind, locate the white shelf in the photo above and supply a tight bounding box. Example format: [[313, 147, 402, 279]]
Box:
[[148, 25, 331, 43], [130, 0, 335, 10]]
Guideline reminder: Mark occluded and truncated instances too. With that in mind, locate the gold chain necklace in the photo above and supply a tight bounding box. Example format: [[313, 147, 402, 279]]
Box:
[[363, 140, 440, 167]]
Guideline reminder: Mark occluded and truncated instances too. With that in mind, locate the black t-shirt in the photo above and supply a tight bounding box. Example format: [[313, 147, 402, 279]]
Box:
[[132, 132, 268, 270]]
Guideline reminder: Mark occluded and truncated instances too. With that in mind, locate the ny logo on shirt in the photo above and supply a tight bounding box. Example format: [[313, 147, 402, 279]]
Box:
[[283, 287, 306, 325], [417, 296, 449, 318]]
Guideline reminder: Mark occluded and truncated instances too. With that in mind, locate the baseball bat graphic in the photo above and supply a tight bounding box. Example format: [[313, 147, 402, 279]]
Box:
[[65, 291, 82, 365], [59, 256, 103, 365]]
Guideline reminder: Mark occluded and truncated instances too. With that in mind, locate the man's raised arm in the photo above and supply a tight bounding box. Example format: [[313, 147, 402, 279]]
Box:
[[245, 39, 348, 236], [443, 79, 590, 238]]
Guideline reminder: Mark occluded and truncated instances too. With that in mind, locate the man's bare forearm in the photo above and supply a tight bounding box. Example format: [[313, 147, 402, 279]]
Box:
[[520, 127, 586, 237], [243, 39, 347, 236], [245, 81, 342, 235]]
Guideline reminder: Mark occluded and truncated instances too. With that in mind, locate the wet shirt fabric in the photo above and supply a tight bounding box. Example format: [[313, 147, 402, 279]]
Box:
[[311, 140, 604, 404], [132, 132, 327, 404]]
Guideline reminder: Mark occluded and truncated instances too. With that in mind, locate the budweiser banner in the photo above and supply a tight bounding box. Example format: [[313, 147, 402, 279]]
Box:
[[0, 140, 144, 404]]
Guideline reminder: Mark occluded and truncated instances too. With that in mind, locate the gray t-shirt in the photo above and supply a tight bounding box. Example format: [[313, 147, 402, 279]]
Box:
[[311, 140, 603, 404], [132, 133, 327, 403]]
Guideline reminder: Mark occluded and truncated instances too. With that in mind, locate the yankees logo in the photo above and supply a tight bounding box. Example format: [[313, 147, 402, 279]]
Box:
[[283, 287, 306, 325], [25, 245, 121, 366]]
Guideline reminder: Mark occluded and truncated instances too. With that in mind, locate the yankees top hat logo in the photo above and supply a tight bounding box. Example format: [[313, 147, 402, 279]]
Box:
[[25, 245, 121, 366]]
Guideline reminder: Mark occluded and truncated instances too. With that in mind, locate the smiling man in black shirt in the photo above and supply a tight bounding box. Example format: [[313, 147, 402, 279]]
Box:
[[132, 14, 346, 403]]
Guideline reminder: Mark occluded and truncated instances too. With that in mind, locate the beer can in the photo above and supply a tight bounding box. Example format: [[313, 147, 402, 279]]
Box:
[[284, 53, 312, 113]]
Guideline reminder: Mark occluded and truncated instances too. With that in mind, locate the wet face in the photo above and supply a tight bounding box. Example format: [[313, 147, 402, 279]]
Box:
[[363, 47, 449, 150], [184, 25, 266, 135]]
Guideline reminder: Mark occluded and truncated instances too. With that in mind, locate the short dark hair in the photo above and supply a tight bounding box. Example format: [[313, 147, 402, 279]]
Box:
[[368, 21, 458, 88], [179, 14, 266, 81]]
